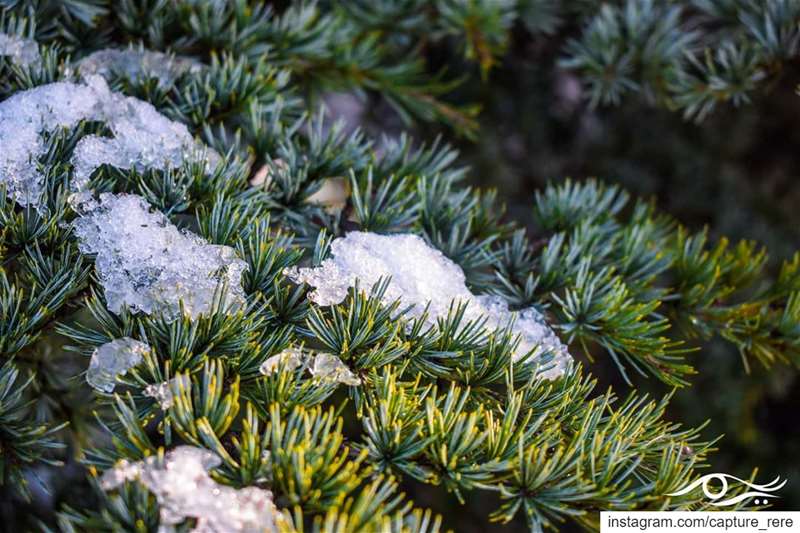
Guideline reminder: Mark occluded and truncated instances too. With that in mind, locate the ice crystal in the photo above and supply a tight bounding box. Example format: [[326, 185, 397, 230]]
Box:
[[0, 76, 218, 207], [100, 446, 281, 532], [259, 348, 359, 386], [259, 347, 306, 376], [73, 193, 248, 319], [0, 32, 40, 67], [77, 48, 201, 87], [476, 295, 572, 378], [285, 232, 471, 308], [311, 353, 361, 386], [285, 232, 571, 378], [144, 375, 191, 410], [99, 458, 143, 489], [86, 338, 150, 393]]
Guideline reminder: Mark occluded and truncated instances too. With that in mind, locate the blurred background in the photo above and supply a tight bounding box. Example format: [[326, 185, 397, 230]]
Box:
[[334, 19, 800, 532], [458, 30, 800, 533]]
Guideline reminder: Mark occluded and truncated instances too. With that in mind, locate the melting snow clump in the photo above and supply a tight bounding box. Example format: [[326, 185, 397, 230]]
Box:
[[73, 193, 248, 319], [77, 48, 201, 87], [100, 445, 281, 532], [311, 353, 361, 386], [476, 294, 572, 377], [0, 76, 218, 207], [285, 232, 571, 379], [86, 338, 150, 393], [259, 347, 360, 386], [0, 32, 40, 67], [144, 375, 191, 410], [259, 347, 306, 376]]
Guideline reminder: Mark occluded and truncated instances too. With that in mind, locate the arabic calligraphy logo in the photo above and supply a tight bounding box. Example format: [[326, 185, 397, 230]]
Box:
[[667, 473, 786, 506]]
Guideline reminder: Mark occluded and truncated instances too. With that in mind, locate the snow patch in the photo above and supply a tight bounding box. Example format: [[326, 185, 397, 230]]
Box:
[[259, 347, 360, 386], [285, 232, 571, 379], [259, 348, 306, 376], [0, 77, 217, 207], [0, 32, 40, 68], [77, 48, 201, 88], [143, 375, 191, 410], [73, 193, 247, 319], [86, 338, 150, 393], [100, 445, 281, 532], [310, 353, 361, 386]]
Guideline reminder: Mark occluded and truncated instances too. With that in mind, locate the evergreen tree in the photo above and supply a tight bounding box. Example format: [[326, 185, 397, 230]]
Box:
[[330, 0, 800, 122], [0, 1, 798, 532]]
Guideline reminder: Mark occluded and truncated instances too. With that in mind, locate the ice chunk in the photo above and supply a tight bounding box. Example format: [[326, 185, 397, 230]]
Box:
[[259, 348, 359, 386], [144, 375, 191, 410], [476, 295, 571, 378], [77, 48, 201, 88], [86, 338, 150, 393], [310, 353, 361, 386], [101, 446, 281, 532], [99, 457, 143, 489], [73, 193, 248, 319], [259, 348, 306, 376], [285, 232, 571, 379], [0, 32, 40, 68], [0, 77, 218, 207], [285, 232, 471, 309]]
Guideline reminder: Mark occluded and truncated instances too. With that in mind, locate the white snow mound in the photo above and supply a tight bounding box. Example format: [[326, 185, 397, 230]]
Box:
[[285, 232, 571, 379], [73, 193, 247, 319], [0, 76, 217, 207]]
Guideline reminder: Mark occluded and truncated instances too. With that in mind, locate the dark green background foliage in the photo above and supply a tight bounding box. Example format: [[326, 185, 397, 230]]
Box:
[[0, 1, 799, 532], [421, 0, 800, 526]]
